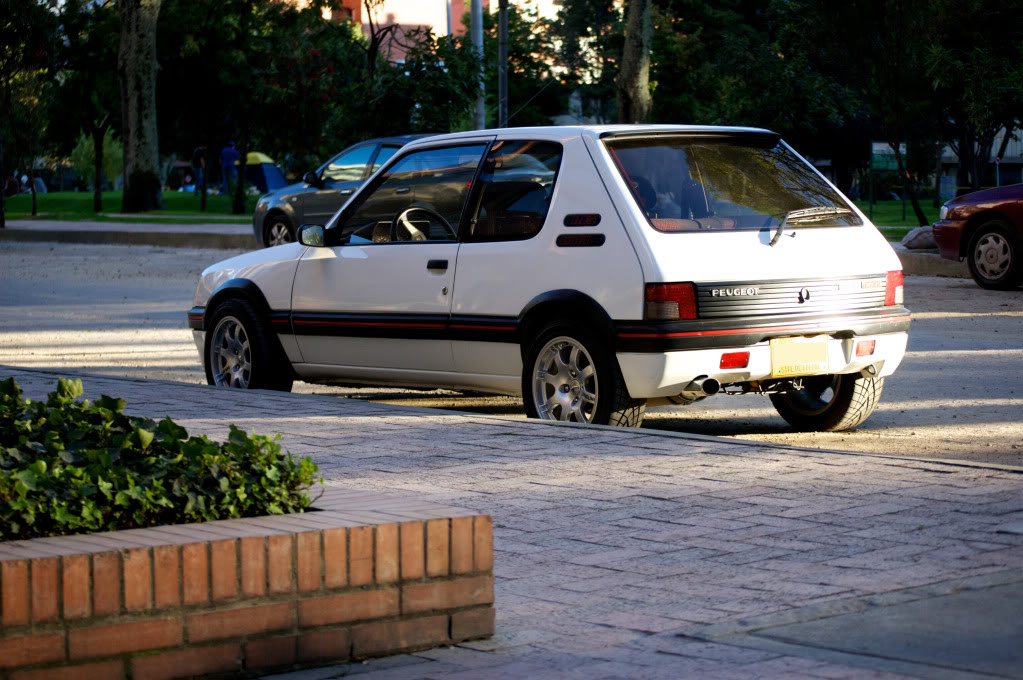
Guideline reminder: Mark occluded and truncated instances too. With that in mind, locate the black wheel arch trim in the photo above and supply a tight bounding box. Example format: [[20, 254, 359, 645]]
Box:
[[517, 289, 616, 354], [200, 279, 279, 332]]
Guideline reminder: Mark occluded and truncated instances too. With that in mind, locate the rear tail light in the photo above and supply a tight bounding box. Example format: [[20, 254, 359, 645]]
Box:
[[720, 351, 750, 369], [855, 340, 876, 357], [885, 270, 904, 306], [645, 283, 697, 320]]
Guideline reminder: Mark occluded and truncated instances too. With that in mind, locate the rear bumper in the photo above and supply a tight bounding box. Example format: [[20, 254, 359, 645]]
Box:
[[932, 220, 966, 260], [617, 331, 908, 399]]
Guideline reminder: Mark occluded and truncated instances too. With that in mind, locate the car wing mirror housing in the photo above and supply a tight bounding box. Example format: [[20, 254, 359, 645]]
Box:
[[298, 224, 326, 247], [303, 171, 322, 187]]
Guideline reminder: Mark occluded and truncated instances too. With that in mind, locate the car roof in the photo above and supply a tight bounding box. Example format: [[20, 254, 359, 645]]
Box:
[[360, 133, 437, 146], [399, 124, 777, 147]]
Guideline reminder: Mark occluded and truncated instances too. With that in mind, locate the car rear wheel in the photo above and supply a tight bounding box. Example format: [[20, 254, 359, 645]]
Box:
[[265, 214, 295, 247], [522, 323, 646, 427], [967, 220, 1023, 290], [769, 373, 883, 432], [205, 298, 293, 392]]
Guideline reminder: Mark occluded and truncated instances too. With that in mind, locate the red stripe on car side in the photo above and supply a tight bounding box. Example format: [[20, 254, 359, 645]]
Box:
[[293, 320, 446, 329]]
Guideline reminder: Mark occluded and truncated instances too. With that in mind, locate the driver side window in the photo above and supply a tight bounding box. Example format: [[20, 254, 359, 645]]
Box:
[[339, 144, 487, 245]]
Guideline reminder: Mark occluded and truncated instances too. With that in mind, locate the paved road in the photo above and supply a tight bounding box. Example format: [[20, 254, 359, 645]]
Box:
[[1, 241, 1021, 465], [5, 367, 1023, 680]]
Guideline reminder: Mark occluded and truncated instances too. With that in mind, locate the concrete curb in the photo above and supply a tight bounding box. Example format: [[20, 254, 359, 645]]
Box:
[[0, 226, 256, 250], [892, 243, 970, 279]]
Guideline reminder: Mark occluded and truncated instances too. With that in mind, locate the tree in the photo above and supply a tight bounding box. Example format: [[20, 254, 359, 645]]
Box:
[[549, 0, 624, 122], [480, 4, 564, 127], [782, 0, 936, 226], [929, 0, 1023, 191], [52, 0, 120, 212], [0, 0, 58, 227], [617, 0, 653, 122], [118, 0, 163, 212]]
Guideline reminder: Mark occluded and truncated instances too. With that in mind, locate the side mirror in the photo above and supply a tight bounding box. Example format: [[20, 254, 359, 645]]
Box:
[[298, 224, 326, 247], [303, 171, 321, 187]]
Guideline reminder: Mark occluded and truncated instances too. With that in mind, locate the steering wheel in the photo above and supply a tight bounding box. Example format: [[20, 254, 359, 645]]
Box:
[[391, 205, 456, 242]]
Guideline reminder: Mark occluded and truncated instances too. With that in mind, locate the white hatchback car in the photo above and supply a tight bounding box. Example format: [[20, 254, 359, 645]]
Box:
[[189, 125, 909, 431]]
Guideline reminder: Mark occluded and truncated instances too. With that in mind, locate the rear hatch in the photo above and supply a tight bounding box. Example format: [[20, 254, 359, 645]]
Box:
[[596, 130, 901, 283]]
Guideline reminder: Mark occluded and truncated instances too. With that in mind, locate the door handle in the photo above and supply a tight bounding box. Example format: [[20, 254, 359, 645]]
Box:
[[339, 188, 353, 195], [427, 259, 448, 271], [394, 187, 410, 194]]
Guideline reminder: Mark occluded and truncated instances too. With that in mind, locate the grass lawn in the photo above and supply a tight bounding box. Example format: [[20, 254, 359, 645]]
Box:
[[855, 199, 937, 227], [3, 191, 256, 224]]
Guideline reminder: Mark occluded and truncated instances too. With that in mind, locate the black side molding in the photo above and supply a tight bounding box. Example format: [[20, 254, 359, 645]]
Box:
[[556, 234, 605, 248]]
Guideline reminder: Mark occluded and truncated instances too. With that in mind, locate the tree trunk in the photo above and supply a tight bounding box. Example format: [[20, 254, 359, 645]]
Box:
[[118, 0, 163, 213], [891, 142, 928, 227], [1, 124, 6, 230], [92, 126, 105, 213], [28, 140, 37, 217], [616, 0, 652, 124], [200, 149, 207, 212], [232, 130, 249, 215]]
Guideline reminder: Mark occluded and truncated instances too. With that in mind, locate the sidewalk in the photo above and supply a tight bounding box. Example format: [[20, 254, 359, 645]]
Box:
[[1, 219, 970, 278], [0, 219, 257, 250], [4, 365, 1021, 679]]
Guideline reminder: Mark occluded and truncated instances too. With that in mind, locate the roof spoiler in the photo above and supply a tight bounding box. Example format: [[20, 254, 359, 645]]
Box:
[[600, 129, 781, 147]]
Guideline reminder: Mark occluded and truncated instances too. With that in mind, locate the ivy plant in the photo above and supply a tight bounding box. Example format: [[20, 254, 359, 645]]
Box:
[[0, 377, 320, 541]]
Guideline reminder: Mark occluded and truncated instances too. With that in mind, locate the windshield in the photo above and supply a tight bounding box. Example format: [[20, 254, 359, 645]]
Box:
[[604, 135, 861, 233]]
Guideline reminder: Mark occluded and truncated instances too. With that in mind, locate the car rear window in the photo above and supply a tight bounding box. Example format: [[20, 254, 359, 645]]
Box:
[[604, 135, 861, 233]]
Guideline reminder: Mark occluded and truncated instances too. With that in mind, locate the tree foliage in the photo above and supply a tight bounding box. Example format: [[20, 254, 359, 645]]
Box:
[[7, 0, 1023, 217], [0, 0, 59, 226]]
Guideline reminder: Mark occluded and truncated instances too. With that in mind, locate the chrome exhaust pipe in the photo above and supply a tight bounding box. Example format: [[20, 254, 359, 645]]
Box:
[[680, 376, 720, 401]]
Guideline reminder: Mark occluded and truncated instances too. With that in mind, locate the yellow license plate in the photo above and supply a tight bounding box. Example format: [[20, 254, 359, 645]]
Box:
[[770, 335, 830, 378]]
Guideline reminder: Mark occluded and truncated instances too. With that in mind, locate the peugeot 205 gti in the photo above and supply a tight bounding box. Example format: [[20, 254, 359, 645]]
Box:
[[188, 125, 910, 430]]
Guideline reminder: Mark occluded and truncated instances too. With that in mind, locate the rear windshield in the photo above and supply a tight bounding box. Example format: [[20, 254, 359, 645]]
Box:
[[604, 135, 861, 232]]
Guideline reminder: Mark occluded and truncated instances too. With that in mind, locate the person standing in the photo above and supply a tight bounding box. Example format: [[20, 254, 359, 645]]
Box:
[[191, 143, 207, 195], [219, 141, 240, 194]]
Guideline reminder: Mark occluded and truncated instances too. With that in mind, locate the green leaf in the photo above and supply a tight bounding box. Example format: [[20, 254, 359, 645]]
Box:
[[135, 427, 154, 450], [14, 468, 37, 491], [57, 377, 84, 399]]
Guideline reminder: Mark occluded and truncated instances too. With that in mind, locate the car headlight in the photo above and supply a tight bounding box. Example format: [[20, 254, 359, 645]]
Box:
[[939, 204, 949, 220]]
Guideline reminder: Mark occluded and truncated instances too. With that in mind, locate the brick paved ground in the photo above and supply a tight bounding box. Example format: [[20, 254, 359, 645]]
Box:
[[5, 367, 1023, 679]]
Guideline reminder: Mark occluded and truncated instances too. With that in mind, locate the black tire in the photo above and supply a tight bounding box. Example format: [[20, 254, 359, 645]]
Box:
[[521, 322, 646, 427], [264, 213, 295, 247], [769, 373, 883, 432], [966, 220, 1023, 290], [204, 298, 293, 392]]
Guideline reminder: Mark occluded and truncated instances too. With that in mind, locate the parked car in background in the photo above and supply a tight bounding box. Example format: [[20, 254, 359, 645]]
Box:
[[933, 183, 1023, 289], [193, 125, 909, 431], [252, 135, 433, 247]]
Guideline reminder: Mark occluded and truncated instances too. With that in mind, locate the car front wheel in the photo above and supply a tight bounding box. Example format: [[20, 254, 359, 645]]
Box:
[[205, 298, 293, 392], [967, 220, 1023, 290], [769, 373, 883, 432], [265, 214, 295, 247], [522, 323, 645, 427]]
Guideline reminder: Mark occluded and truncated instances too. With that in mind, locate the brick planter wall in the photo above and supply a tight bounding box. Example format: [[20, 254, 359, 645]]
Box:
[[0, 487, 494, 679]]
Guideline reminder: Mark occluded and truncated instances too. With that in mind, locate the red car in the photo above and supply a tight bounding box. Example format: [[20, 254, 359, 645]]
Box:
[[932, 183, 1023, 289]]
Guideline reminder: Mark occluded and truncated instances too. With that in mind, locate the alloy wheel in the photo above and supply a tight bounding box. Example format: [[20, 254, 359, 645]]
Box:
[[210, 315, 251, 388], [531, 336, 598, 423], [267, 221, 293, 246]]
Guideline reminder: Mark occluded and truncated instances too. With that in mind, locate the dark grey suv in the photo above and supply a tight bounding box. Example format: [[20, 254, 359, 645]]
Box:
[[252, 135, 432, 247]]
